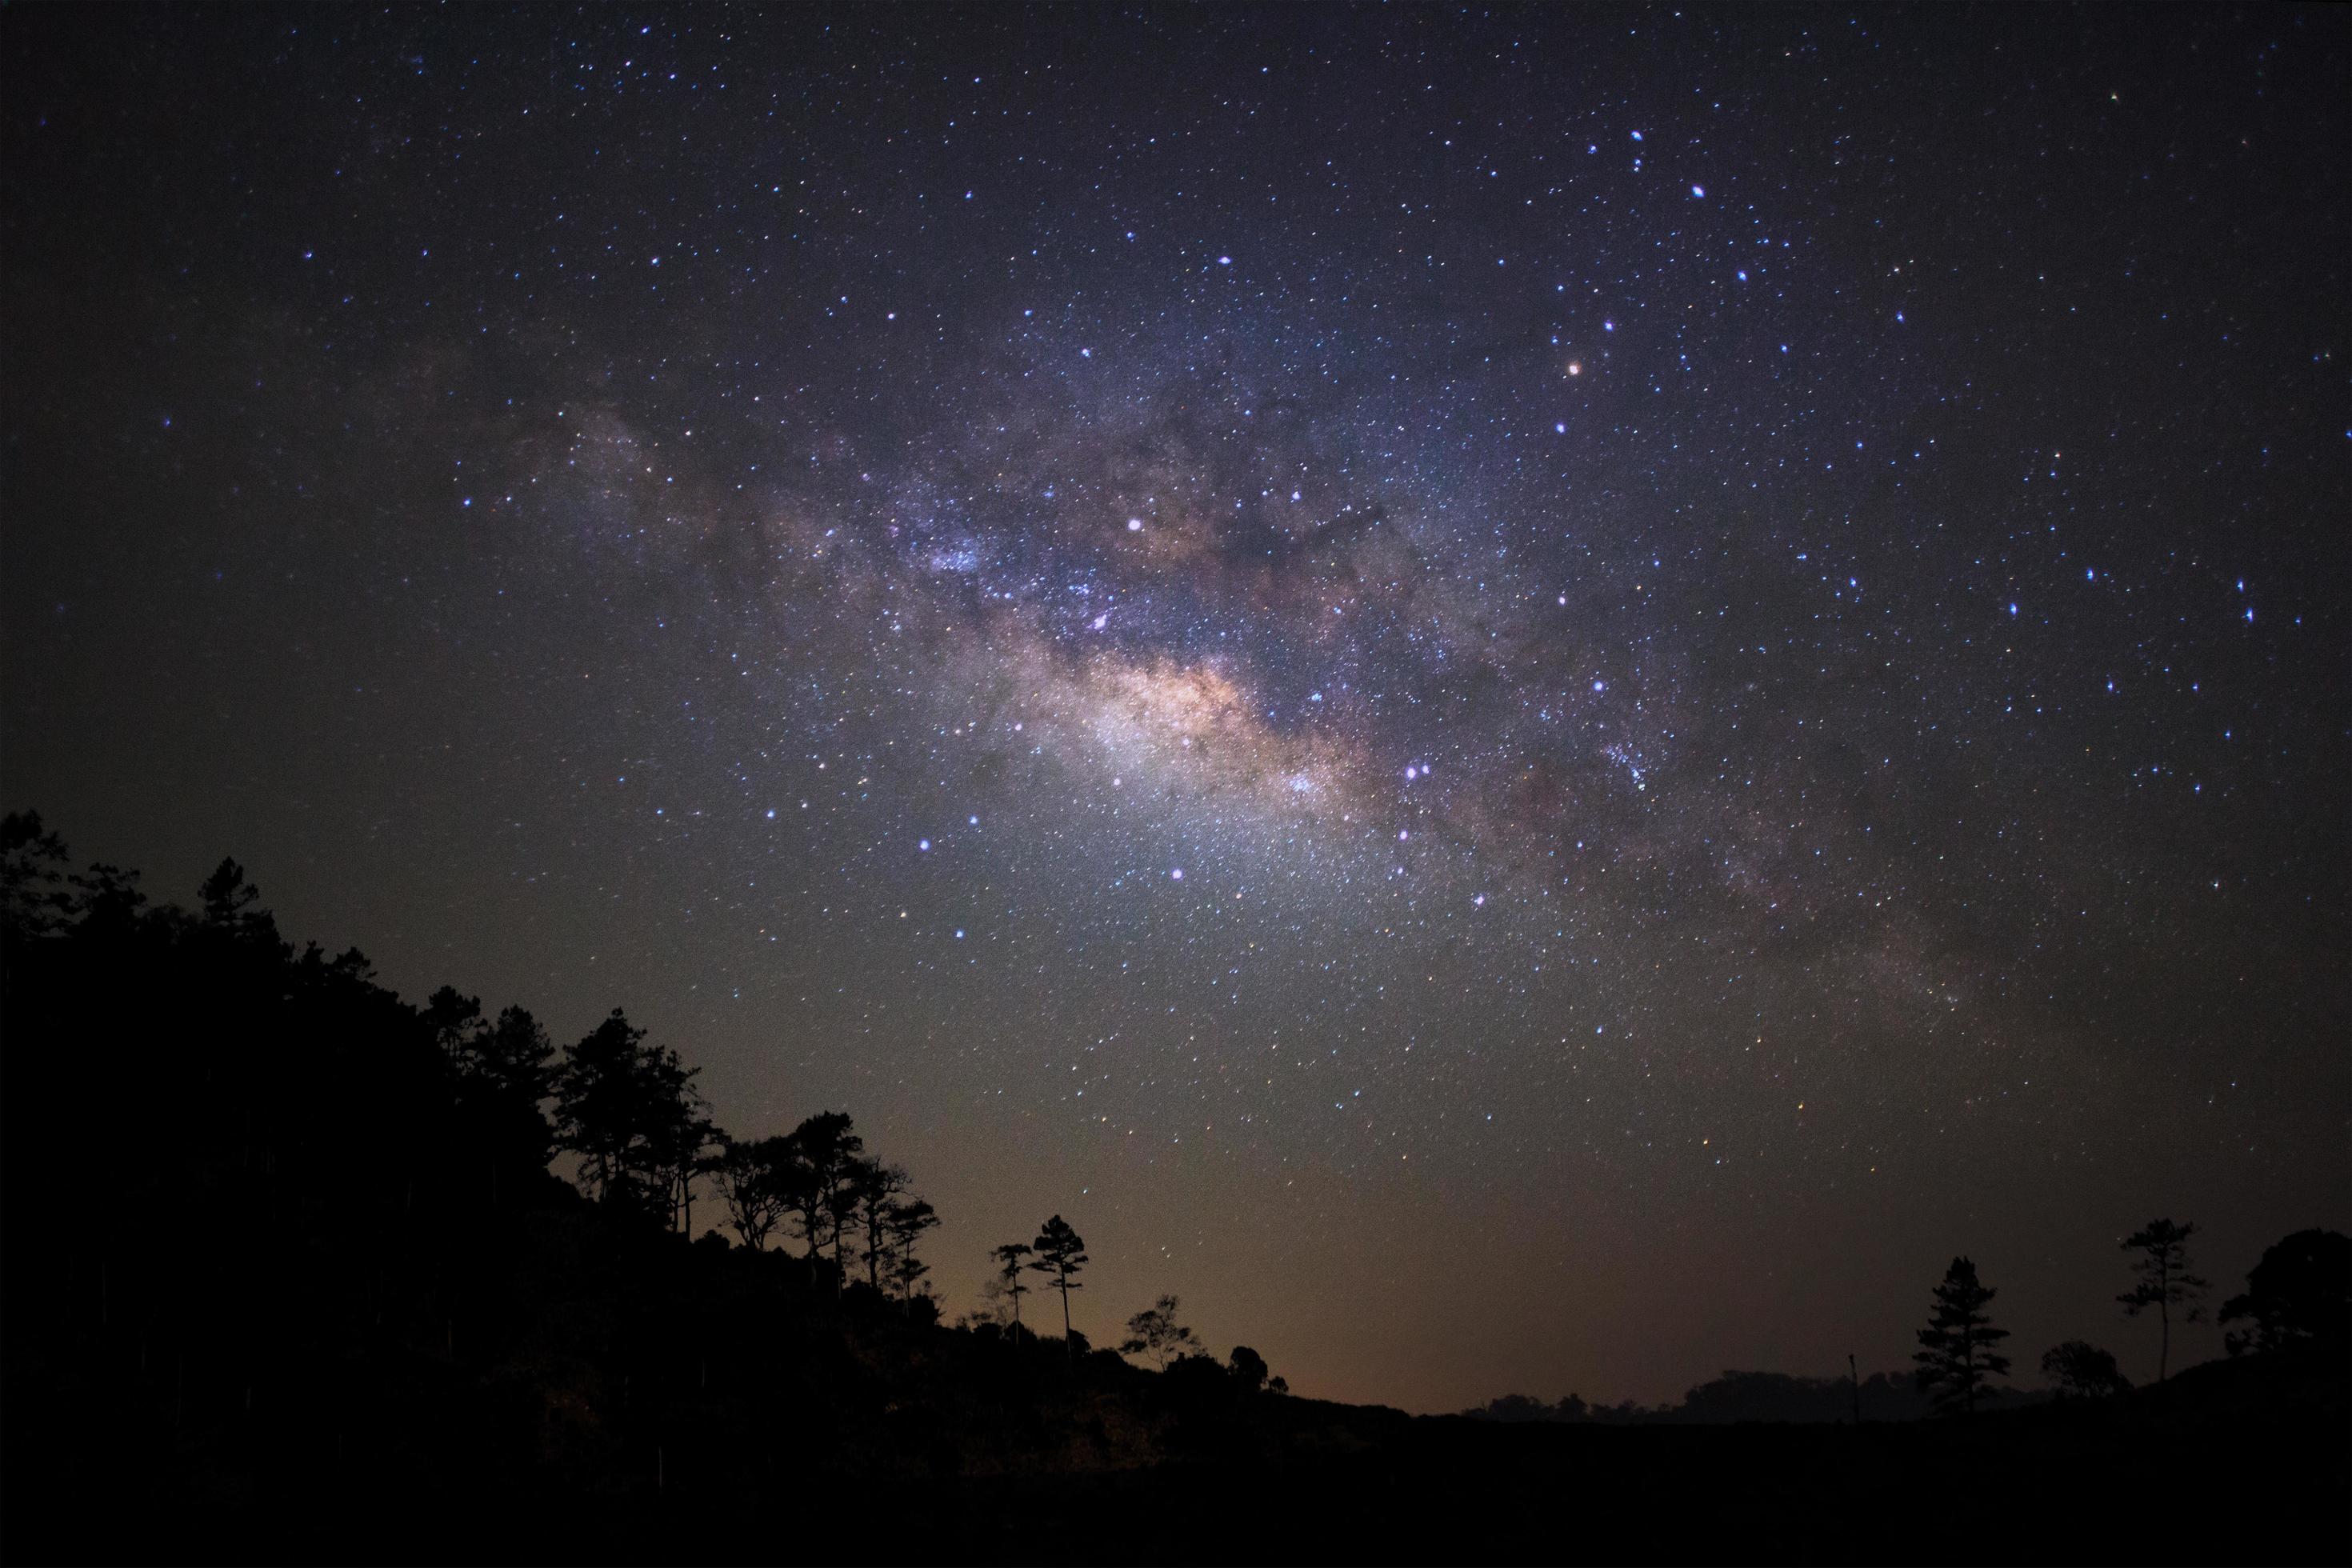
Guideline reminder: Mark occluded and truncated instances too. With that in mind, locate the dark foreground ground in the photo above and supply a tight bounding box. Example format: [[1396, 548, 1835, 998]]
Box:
[[14, 1348, 2346, 1566]]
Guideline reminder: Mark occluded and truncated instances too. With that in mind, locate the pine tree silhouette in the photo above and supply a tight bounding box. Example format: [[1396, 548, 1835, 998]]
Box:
[[1029, 1215, 1088, 1359], [2117, 1218, 2208, 1382], [990, 1242, 1034, 1326], [1913, 1255, 2011, 1415]]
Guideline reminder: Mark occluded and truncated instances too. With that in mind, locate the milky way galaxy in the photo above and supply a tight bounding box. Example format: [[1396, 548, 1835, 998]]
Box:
[[6, 6, 2345, 1410]]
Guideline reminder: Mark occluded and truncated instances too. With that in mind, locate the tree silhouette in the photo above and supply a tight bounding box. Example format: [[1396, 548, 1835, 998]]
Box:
[[0, 810, 75, 939], [1913, 1255, 2010, 1415], [2219, 1228, 2352, 1356], [823, 1159, 865, 1274], [990, 1242, 1034, 1326], [1228, 1344, 1270, 1392], [553, 1009, 653, 1205], [552, 1009, 709, 1218], [474, 1004, 556, 1101], [470, 1005, 558, 1178], [643, 1049, 719, 1235], [197, 856, 268, 935], [423, 992, 557, 1211], [776, 1112, 862, 1266], [2117, 1218, 2209, 1382], [771, 1142, 826, 1259], [843, 1160, 904, 1288], [1029, 1215, 1088, 1354], [1120, 1293, 1204, 1370], [2040, 1340, 2131, 1400], [713, 1135, 793, 1250], [423, 985, 485, 1070], [886, 1198, 941, 1301]]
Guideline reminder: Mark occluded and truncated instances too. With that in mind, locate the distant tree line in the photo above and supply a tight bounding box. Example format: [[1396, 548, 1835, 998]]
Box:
[[1466, 1224, 2347, 1425], [1464, 1372, 1943, 1427], [1910, 1218, 2345, 1415]]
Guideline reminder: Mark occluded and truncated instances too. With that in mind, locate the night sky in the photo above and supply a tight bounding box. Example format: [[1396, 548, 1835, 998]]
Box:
[[5, 5, 2345, 1412]]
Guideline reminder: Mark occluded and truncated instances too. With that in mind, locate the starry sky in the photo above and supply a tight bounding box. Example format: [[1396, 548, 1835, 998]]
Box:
[[5, 5, 2346, 1411]]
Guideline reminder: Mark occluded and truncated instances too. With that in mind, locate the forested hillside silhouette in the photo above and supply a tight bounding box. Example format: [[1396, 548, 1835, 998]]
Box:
[[2, 814, 2345, 1566]]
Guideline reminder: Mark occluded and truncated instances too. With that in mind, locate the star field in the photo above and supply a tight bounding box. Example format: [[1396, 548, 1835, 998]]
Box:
[[4, 6, 2344, 1410]]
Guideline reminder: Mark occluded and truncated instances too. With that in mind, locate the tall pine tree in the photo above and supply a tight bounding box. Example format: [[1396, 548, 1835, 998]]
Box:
[[1029, 1215, 1088, 1361], [990, 1242, 1034, 1326], [2118, 1218, 2208, 1382], [1914, 1255, 2011, 1415]]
